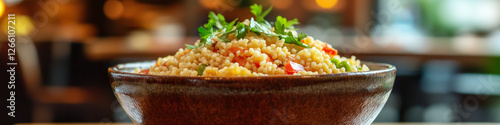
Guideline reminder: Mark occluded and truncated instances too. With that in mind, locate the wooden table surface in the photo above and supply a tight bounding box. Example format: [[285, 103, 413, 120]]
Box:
[[14, 123, 500, 125]]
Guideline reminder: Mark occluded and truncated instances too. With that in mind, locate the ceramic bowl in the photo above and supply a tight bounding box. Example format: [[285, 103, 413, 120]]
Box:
[[108, 61, 396, 125]]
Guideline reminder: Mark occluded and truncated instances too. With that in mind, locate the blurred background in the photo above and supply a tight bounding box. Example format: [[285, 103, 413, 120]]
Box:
[[1, 0, 500, 124]]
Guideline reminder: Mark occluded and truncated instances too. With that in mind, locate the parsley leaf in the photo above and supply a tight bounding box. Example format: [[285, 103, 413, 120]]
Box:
[[274, 19, 286, 34], [218, 19, 238, 43], [218, 30, 234, 43], [185, 44, 199, 49], [281, 32, 309, 48], [248, 18, 276, 36], [186, 4, 311, 49], [250, 4, 273, 29], [225, 19, 237, 31], [276, 16, 299, 30], [274, 16, 309, 48], [250, 4, 272, 23], [197, 25, 217, 48], [206, 12, 231, 29], [234, 23, 248, 39]]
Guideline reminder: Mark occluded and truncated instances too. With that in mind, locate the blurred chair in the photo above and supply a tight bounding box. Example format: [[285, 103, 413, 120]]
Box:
[[17, 37, 90, 122], [17, 35, 113, 122]]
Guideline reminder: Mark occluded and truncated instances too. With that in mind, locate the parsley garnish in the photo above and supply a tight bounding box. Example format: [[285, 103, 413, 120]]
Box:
[[185, 4, 311, 49], [234, 23, 247, 39], [250, 4, 273, 29], [281, 32, 309, 48], [249, 17, 276, 36], [274, 16, 309, 48], [185, 24, 216, 49], [206, 12, 237, 31], [275, 16, 299, 31]]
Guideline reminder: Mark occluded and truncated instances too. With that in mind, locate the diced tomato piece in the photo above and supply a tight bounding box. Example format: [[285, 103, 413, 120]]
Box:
[[322, 43, 338, 56], [228, 47, 239, 54], [323, 47, 338, 56], [254, 61, 261, 67], [139, 69, 149, 74], [285, 60, 305, 74], [233, 56, 247, 66], [228, 47, 247, 66]]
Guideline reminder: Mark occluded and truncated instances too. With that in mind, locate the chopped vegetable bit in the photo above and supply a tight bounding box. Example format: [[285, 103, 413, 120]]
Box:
[[285, 60, 305, 74], [139, 69, 150, 74], [197, 64, 209, 76], [233, 56, 247, 67], [336, 61, 352, 72], [322, 43, 338, 56], [330, 58, 340, 65]]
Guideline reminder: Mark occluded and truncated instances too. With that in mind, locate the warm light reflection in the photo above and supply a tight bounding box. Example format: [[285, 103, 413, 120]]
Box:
[[0, 1, 5, 17], [4, 0, 23, 6], [315, 0, 338, 9], [199, 0, 219, 9], [3, 15, 34, 36], [104, 0, 124, 20], [301, 0, 344, 11], [270, 0, 292, 9]]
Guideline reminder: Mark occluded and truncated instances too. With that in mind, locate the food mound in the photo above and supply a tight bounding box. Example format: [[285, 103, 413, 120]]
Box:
[[135, 4, 369, 76]]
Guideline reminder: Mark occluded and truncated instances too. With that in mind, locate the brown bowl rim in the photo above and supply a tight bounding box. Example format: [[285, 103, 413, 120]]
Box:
[[108, 61, 396, 81]]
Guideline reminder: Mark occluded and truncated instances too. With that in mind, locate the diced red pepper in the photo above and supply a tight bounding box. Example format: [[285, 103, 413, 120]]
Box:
[[139, 69, 149, 74], [322, 43, 338, 56], [233, 56, 247, 66], [228, 47, 252, 66], [285, 60, 305, 74], [228, 47, 239, 54]]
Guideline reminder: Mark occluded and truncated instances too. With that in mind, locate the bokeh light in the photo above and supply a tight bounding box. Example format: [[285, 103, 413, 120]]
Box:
[[315, 0, 338, 9], [4, 0, 23, 6], [440, 0, 500, 31], [104, 0, 124, 20], [0, 0, 5, 17], [199, 0, 219, 9], [2, 15, 35, 36]]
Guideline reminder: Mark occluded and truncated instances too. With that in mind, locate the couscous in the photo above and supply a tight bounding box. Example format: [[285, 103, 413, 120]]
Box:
[[135, 4, 369, 76]]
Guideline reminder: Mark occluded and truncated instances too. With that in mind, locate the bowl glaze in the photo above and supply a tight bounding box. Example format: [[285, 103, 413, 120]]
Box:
[[108, 61, 396, 125]]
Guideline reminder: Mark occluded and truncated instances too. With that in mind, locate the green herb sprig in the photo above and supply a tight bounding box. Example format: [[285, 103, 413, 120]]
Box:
[[250, 4, 273, 29], [274, 15, 308, 48], [197, 64, 208, 76], [185, 4, 310, 49]]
